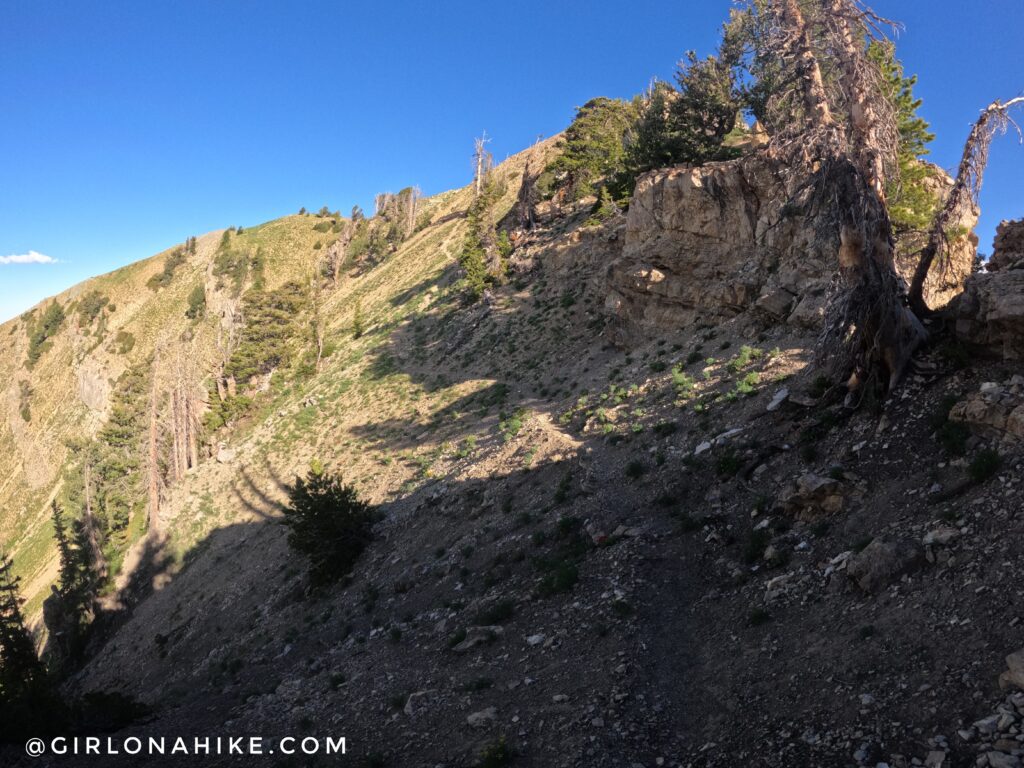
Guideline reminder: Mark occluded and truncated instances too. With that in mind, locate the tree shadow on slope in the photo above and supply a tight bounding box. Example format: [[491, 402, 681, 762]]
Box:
[[44, 449, 710, 767]]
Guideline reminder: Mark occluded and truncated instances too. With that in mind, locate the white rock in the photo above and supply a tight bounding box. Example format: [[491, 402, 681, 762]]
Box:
[[767, 388, 790, 412]]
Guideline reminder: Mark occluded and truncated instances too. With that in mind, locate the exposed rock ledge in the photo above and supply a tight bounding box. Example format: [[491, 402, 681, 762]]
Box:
[[604, 152, 977, 340]]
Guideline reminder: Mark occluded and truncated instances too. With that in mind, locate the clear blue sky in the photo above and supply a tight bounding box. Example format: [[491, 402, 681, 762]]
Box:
[[2, 1, 1022, 322]]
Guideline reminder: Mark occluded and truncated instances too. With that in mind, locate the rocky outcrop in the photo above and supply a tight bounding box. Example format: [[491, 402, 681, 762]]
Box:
[[846, 538, 924, 594], [77, 356, 112, 414], [949, 378, 1024, 443], [605, 154, 976, 338], [988, 219, 1024, 272], [954, 218, 1024, 359], [605, 154, 833, 337], [955, 271, 1024, 360]]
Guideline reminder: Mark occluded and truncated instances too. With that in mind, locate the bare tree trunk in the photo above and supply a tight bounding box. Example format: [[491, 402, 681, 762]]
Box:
[[772, 0, 925, 395], [909, 96, 1024, 316], [516, 157, 538, 230], [147, 355, 161, 532], [780, 0, 833, 129], [474, 132, 491, 197]]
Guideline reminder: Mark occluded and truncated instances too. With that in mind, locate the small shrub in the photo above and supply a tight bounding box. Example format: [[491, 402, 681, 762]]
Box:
[[185, 284, 207, 319], [537, 560, 578, 597], [477, 737, 513, 768], [475, 599, 515, 626], [741, 528, 770, 564], [968, 449, 1002, 483], [748, 607, 772, 626], [715, 450, 743, 478], [624, 460, 646, 480], [282, 462, 374, 586], [113, 330, 136, 354]]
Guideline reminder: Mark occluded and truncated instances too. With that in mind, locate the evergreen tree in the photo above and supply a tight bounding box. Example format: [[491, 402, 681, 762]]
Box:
[[0, 551, 43, 689], [0, 549, 61, 742], [51, 502, 76, 596], [352, 298, 365, 339], [459, 163, 504, 299], [282, 462, 374, 586], [868, 40, 938, 232], [225, 282, 307, 385], [547, 97, 638, 201], [95, 366, 148, 538]]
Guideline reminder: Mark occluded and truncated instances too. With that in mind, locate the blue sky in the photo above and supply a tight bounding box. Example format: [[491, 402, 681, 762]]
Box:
[[1, 1, 1022, 322]]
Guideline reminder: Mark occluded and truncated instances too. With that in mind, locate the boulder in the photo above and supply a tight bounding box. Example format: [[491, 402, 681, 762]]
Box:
[[466, 706, 498, 728], [451, 626, 503, 653], [778, 473, 845, 520], [948, 383, 1024, 443], [1000, 649, 1024, 691], [846, 538, 924, 594], [955, 271, 1024, 361], [988, 219, 1024, 272]]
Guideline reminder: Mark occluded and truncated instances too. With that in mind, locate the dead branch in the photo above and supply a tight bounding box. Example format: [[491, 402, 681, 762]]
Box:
[[909, 96, 1024, 316]]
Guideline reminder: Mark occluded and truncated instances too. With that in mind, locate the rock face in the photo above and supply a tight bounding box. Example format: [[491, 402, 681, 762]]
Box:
[[605, 154, 977, 338], [989, 219, 1024, 272], [954, 219, 1024, 359], [605, 154, 832, 337], [892, 164, 980, 309], [846, 538, 924, 594], [949, 378, 1024, 443], [955, 271, 1024, 360]]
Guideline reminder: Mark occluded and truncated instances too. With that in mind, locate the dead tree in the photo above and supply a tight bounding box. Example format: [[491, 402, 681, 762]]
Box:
[[515, 156, 539, 230], [473, 132, 492, 197], [147, 345, 162, 531], [908, 96, 1024, 316]]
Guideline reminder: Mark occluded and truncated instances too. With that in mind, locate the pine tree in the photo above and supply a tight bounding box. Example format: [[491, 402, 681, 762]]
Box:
[[282, 463, 374, 586], [547, 97, 638, 201], [0, 551, 45, 697], [459, 163, 504, 299], [51, 502, 76, 596], [868, 41, 938, 232]]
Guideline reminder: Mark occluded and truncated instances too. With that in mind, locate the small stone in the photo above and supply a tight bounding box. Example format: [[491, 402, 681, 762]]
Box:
[[767, 387, 790, 412], [467, 707, 498, 728], [986, 752, 1021, 768], [526, 634, 545, 646]]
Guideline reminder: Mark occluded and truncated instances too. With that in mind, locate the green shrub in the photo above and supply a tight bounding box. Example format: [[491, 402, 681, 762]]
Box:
[[26, 301, 65, 366], [283, 463, 375, 586], [76, 290, 110, 326], [477, 737, 513, 768], [113, 330, 135, 355], [146, 248, 186, 290], [185, 284, 206, 320]]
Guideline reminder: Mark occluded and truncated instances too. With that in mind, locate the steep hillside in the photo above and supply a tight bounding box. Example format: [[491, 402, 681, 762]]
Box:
[[3, 131, 1024, 768]]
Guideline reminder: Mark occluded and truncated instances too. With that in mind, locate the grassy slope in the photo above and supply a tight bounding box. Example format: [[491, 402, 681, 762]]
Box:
[[0, 139, 554, 623]]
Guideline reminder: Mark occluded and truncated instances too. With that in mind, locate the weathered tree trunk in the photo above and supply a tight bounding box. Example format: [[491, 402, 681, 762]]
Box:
[[909, 96, 1024, 316], [473, 132, 491, 197], [147, 355, 160, 532], [773, 0, 925, 395], [515, 157, 538, 230]]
